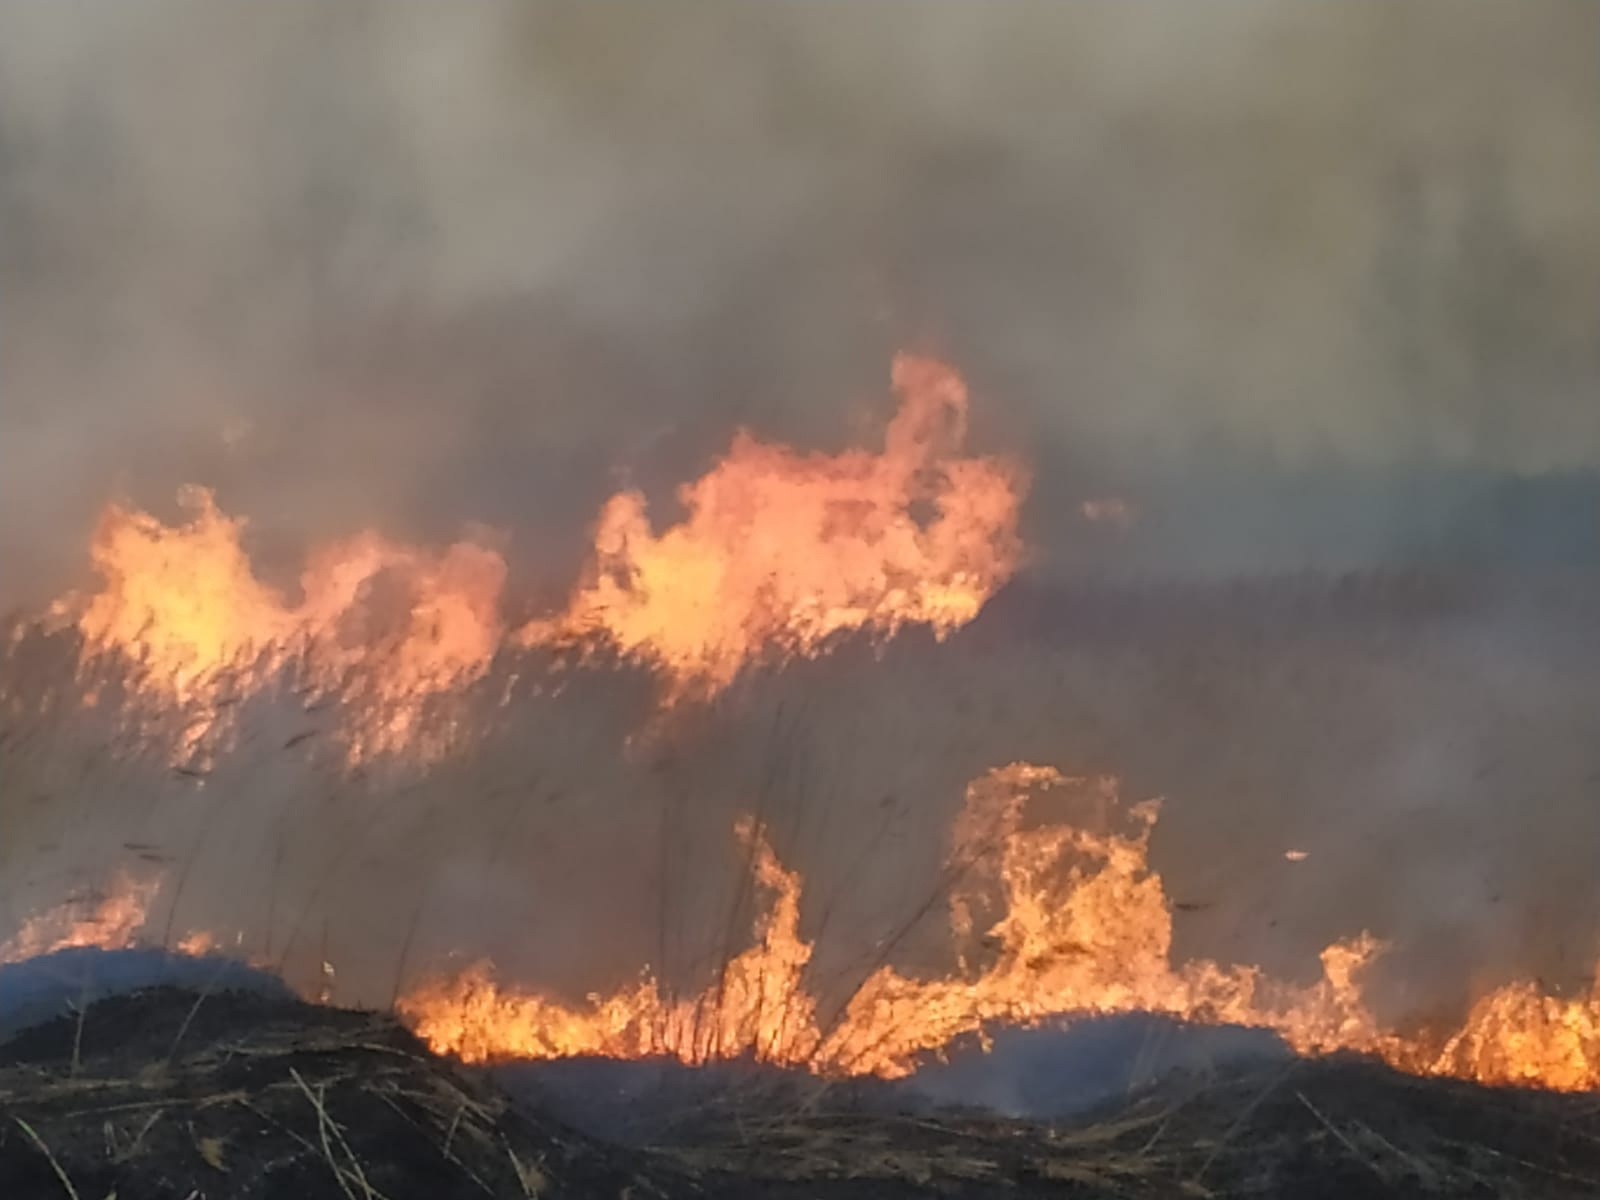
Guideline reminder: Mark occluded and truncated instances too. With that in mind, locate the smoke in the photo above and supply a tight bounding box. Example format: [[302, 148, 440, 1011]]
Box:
[[3, 3, 1598, 604]]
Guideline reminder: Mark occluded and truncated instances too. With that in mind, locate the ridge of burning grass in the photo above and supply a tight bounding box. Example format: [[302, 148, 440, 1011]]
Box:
[[7, 572, 1600, 1098]]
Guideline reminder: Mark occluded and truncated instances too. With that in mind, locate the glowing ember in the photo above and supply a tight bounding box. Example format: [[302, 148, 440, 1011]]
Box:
[[516, 355, 1026, 698], [0, 874, 158, 963], [398, 766, 1366, 1075], [1401, 975, 1600, 1091], [296, 531, 508, 759], [397, 763, 1600, 1092]]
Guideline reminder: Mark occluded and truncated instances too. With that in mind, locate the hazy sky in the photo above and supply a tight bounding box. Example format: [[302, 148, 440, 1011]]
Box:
[[3, 3, 1597, 601]]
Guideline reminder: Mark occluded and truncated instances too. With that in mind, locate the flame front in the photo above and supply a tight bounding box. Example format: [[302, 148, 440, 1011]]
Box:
[[1397, 975, 1600, 1091], [398, 764, 1600, 1092], [401, 818, 818, 1065], [61, 356, 1023, 755], [396, 766, 1347, 1076], [64, 487, 507, 762], [0, 874, 158, 964], [517, 354, 1026, 697]]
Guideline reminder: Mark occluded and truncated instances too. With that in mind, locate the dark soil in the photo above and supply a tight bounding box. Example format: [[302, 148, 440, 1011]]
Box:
[[0, 986, 665, 1199], [3, 985, 1599, 1198], [662, 1056, 1600, 1199]]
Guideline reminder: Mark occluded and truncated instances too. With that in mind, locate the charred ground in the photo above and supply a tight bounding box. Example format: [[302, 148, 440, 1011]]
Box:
[[2, 984, 1599, 1199]]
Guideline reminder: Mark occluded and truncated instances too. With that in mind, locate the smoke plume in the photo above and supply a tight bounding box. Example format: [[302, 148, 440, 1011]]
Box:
[[3, 3, 1598, 603]]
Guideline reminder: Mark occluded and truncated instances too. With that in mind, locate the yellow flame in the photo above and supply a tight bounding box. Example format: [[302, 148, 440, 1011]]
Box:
[[517, 355, 1026, 698], [398, 763, 1600, 1092], [61, 356, 1023, 751], [0, 874, 158, 963], [65, 488, 506, 762]]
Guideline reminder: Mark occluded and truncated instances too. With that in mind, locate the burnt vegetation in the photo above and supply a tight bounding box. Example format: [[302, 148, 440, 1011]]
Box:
[[4, 984, 1600, 1198]]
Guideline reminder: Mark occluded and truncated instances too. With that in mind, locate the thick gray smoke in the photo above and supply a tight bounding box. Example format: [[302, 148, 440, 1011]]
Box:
[[3, 3, 1598, 605]]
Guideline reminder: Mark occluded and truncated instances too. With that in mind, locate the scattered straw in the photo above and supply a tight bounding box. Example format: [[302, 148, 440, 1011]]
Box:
[[14, 1116, 82, 1200]]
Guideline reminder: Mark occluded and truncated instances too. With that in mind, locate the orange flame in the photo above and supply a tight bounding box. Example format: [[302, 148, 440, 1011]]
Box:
[[399, 817, 819, 1065], [65, 487, 507, 761], [79, 486, 295, 703], [398, 763, 1600, 1092], [0, 874, 158, 963], [60, 355, 1022, 749], [32, 354, 1598, 1095], [517, 355, 1026, 697]]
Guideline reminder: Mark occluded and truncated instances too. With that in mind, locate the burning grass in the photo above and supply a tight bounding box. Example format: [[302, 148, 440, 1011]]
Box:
[[7, 672, 1598, 1099], [5, 350, 1600, 1182], [9, 585, 1600, 1095], [46, 354, 1024, 764]]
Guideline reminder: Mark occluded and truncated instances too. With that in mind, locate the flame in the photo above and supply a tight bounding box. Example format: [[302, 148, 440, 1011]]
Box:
[[1391, 973, 1600, 1091], [66, 487, 506, 761], [397, 766, 1366, 1074], [0, 874, 158, 963], [398, 763, 1600, 1092], [0, 880, 251, 971], [399, 817, 820, 1065], [175, 930, 219, 957], [59, 355, 1021, 750], [80, 485, 294, 700], [296, 531, 508, 758], [28, 355, 1600, 1095], [517, 355, 1026, 698]]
